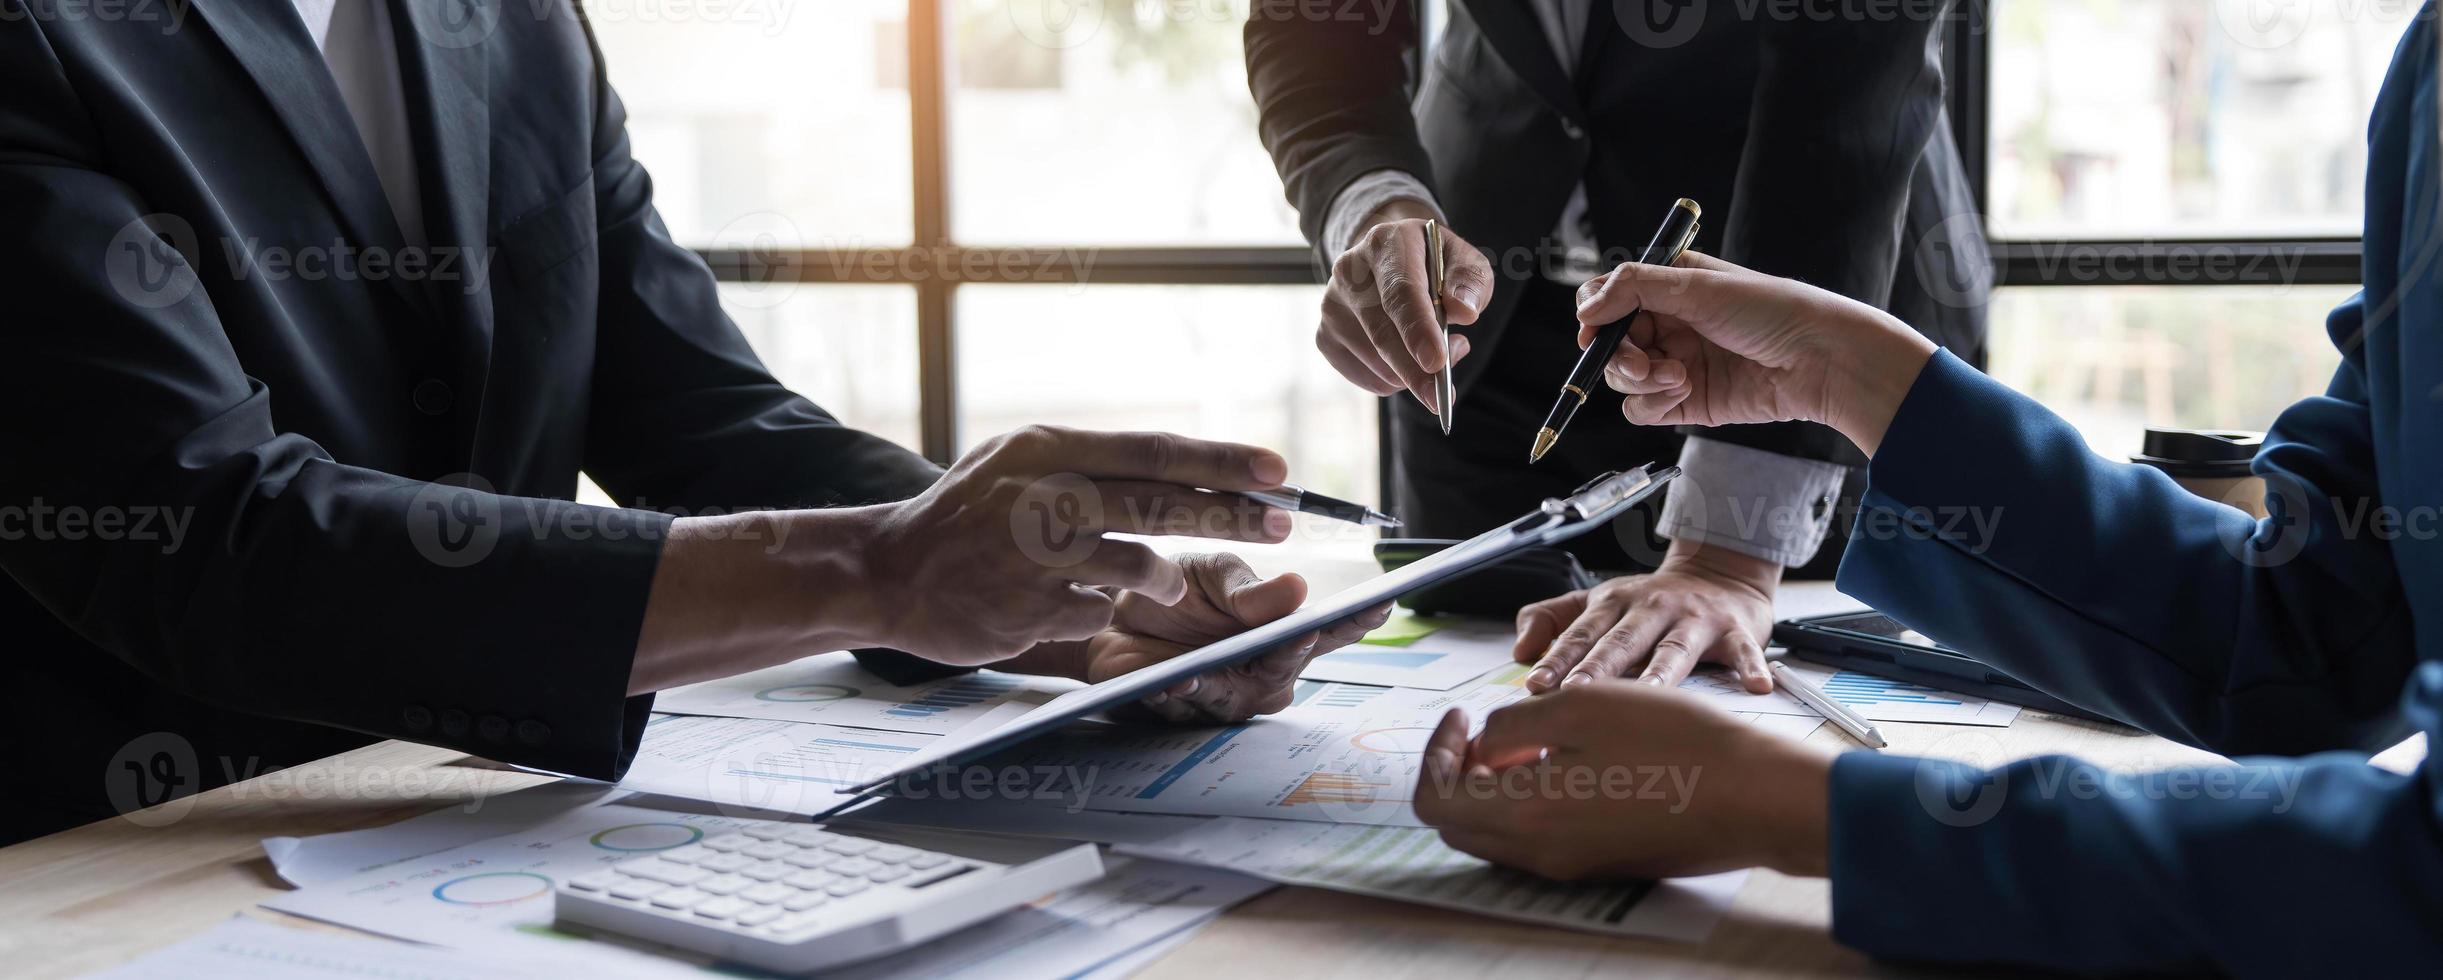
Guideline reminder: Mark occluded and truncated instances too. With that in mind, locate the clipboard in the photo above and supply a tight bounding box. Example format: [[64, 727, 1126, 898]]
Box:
[[831, 463, 1680, 802]]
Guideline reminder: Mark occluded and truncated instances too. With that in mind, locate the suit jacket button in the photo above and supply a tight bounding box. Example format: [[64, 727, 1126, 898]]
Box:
[[516, 720, 551, 747], [439, 708, 472, 738], [402, 705, 434, 733], [1560, 119, 1587, 141], [412, 379, 455, 416], [477, 714, 511, 742]]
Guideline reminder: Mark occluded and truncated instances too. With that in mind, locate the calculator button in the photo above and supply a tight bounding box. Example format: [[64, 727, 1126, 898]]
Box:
[[608, 878, 663, 901], [822, 839, 877, 855], [825, 879, 869, 897], [693, 896, 750, 920], [567, 871, 618, 892], [783, 870, 837, 890], [736, 906, 783, 927], [703, 834, 756, 852], [659, 845, 712, 864], [741, 882, 794, 905], [783, 850, 836, 869], [783, 828, 837, 847], [781, 891, 830, 912], [829, 858, 879, 877], [868, 845, 917, 864], [907, 853, 950, 869], [695, 874, 753, 896], [866, 866, 910, 883], [742, 861, 793, 882], [743, 841, 795, 861], [696, 853, 753, 873], [741, 824, 792, 841], [650, 889, 710, 910]]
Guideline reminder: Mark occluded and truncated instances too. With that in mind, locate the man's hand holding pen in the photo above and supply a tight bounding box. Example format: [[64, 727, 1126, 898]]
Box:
[[1318, 201, 1494, 417]]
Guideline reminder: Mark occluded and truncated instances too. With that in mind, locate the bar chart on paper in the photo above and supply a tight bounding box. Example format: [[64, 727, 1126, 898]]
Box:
[[1681, 661, 2021, 727]]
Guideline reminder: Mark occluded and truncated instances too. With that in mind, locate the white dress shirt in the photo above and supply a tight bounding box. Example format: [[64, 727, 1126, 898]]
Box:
[[291, 0, 427, 249], [1323, 0, 1849, 568]]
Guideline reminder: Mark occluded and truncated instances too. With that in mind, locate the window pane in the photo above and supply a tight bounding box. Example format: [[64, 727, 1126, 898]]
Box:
[[949, 0, 1304, 245], [1987, 285, 2350, 458], [724, 284, 924, 453], [1989, 0, 2414, 238], [954, 285, 1377, 503], [587, 0, 913, 247]]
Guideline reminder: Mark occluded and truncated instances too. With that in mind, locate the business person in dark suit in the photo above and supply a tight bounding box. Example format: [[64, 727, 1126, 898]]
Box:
[[1246, 0, 1989, 695], [0, 0, 1378, 846], [1411, 11, 2443, 972]]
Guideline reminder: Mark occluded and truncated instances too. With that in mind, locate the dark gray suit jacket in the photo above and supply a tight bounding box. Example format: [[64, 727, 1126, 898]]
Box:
[[0, 0, 940, 843], [1247, 0, 1992, 465]]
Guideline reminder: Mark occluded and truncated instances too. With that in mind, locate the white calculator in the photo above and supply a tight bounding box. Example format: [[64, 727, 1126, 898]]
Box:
[[553, 818, 1104, 974]]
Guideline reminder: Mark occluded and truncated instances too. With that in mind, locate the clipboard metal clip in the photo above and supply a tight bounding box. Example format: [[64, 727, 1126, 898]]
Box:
[[1543, 463, 1682, 523]]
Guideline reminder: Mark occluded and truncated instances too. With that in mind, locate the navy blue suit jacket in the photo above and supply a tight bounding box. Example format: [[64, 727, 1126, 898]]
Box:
[[0, 0, 941, 842], [1826, 13, 2443, 974]]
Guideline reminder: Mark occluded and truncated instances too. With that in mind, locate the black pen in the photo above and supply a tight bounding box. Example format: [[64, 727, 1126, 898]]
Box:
[[1235, 485, 1401, 528], [1530, 198, 1703, 463]]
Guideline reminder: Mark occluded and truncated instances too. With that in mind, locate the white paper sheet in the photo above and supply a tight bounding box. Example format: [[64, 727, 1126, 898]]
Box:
[[1299, 618, 1520, 690], [83, 916, 553, 979], [655, 654, 1077, 736], [1120, 817, 1746, 942], [263, 781, 622, 887], [825, 857, 1270, 980], [618, 714, 944, 816]]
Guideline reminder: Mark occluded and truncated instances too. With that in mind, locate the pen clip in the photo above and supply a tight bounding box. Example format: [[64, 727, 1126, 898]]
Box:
[[1544, 463, 1671, 521]]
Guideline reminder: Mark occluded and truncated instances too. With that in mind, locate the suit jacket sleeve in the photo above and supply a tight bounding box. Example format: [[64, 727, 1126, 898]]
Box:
[[1824, 332, 2436, 972], [0, 18, 661, 780], [1245, 0, 1433, 257], [1700, 8, 1957, 464]]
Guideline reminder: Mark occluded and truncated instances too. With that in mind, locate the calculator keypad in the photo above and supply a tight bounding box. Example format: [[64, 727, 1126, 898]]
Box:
[[570, 829, 976, 939]]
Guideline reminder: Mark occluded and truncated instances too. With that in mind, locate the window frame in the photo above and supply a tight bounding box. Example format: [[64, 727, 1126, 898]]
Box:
[[689, 0, 2366, 465]]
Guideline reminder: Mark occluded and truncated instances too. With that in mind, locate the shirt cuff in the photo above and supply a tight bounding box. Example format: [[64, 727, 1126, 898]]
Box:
[[1323, 169, 1444, 258], [1657, 437, 1849, 567]]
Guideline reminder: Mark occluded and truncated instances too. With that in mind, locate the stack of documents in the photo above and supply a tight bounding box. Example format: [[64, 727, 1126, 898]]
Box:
[[226, 609, 2025, 974]]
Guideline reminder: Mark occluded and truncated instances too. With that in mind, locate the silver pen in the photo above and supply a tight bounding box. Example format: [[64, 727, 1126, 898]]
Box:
[[1235, 485, 1401, 528], [1424, 219, 1456, 435], [1770, 661, 1889, 750]]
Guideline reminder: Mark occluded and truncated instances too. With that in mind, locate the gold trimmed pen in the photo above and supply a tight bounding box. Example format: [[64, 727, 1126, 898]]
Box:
[[1424, 219, 1456, 435], [1530, 198, 1703, 463]]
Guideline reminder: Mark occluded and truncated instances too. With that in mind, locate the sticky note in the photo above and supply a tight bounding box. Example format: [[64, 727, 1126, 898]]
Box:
[[1358, 611, 1451, 646]]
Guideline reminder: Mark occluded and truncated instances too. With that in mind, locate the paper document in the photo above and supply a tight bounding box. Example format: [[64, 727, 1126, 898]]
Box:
[[960, 672, 1539, 828], [263, 781, 620, 887], [1302, 617, 1519, 690], [620, 714, 941, 815], [824, 857, 1270, 980], [655, 654, 1075, 736], [85, 916, 551, 980], [1682, 659, 2021, 727], [1121, 817, 1746, 942]]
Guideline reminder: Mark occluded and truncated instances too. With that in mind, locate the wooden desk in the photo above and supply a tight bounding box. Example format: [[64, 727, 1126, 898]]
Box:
[[0, 584, 2231, 978]]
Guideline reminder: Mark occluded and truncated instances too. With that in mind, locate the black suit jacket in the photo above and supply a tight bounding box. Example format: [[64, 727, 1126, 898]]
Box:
[[1246, 0, 1991, 464], [0, 0, 941, 843]]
